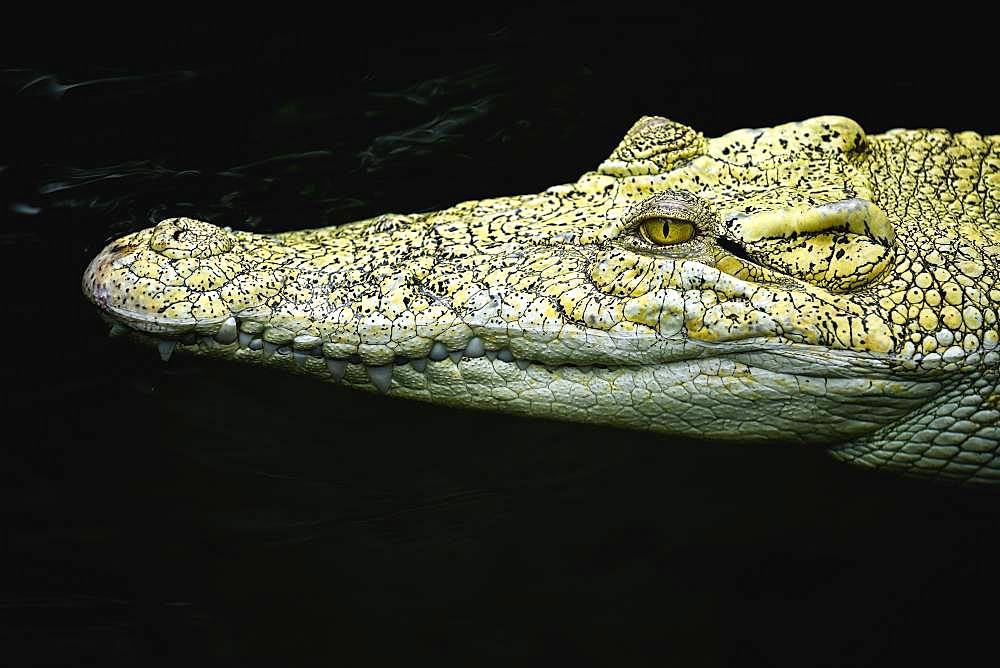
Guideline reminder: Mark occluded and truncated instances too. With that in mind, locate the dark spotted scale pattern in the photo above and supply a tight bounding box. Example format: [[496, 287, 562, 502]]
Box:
[[83, 116, 1000, 484]]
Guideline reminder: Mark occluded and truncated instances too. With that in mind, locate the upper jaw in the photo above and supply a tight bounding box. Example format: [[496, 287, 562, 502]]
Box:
[[82, 213, 889, 370], [83, 236, 710, 368], [83, 239, 724, 367], [86, 269, 862, 373]]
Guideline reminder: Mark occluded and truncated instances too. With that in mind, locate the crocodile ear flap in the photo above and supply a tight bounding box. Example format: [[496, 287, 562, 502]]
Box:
[[598, 116, 707, 176]]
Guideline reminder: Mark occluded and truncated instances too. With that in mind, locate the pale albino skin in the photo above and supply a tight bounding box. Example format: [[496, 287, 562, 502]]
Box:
[[83, 116, 1000, 483]]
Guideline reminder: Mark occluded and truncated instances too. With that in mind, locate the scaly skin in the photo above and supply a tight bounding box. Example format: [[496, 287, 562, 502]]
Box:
[[83, 116, 1000, 483]]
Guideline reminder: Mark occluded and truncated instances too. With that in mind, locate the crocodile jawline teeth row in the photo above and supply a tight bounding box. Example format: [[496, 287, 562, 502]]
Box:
[[108, 319, 609, 393]]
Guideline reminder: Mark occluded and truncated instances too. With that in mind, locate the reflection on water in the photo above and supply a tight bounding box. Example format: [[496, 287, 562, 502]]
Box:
[[9, 63, 520, 240], [5, 68, 198, 100], [4, 25, 1000, 665]]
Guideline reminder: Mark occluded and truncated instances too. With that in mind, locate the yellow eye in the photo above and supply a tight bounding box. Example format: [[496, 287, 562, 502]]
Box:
[[639, 218, 695, 245]]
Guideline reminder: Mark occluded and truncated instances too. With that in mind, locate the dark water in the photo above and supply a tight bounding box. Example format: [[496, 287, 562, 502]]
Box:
[[4, 13, 1000, 665]]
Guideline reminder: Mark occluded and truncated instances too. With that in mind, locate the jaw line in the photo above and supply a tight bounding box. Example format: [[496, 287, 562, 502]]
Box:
[[97, 302, 230, 334], [97, 306, 905, 380]]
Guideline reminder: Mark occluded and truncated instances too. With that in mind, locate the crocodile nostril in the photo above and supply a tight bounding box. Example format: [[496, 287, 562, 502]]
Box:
[[149, 217, 235, 259]]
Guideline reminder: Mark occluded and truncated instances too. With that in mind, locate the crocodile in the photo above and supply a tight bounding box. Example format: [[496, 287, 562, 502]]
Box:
[[82, 115, 1000, 484]]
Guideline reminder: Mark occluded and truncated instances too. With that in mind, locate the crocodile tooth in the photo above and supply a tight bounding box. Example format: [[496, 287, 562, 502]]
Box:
[[515, 359, 530, 370], [238, 331, 252, 347], [262, 341, 278, 358], [109, 323, 127, 338], [485, 351, 497, 361], [410, 358, 427, 372], [157, 340, 176, 361], [497, 349, 514, 362], [429, 342, 449, 361], [449, 350, 463, 364], [368, 365, 393, 393], [578, 365, 593, 373], [293, 351, 309, 365], [465, 336, 485, 358], [215, 317, 238, 344], [249, 338, 263, 351], [326, 359, 347, 381]]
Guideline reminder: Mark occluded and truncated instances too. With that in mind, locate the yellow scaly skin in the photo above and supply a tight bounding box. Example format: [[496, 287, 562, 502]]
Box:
[[83, 116, 1000, 483]]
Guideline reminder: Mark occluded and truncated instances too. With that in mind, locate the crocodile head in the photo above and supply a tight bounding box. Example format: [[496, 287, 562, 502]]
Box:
[[83, 115, 1000, 483]]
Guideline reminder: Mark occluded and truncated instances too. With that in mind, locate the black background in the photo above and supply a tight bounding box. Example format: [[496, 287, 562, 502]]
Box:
[[3, 8, 1000, 666]]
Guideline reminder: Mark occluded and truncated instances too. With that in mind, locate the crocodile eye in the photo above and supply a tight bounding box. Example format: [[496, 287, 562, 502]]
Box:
[[613, 191, 716, 249], [639, 218, 694, 245]]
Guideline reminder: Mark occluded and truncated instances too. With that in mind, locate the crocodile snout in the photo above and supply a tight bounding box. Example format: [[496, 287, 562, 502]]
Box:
[[82, 218, 245, 330]]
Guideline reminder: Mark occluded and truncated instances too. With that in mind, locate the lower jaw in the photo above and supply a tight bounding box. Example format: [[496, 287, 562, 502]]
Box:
[[102, 319, 917, 445], [104, 318, 621, 394]]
